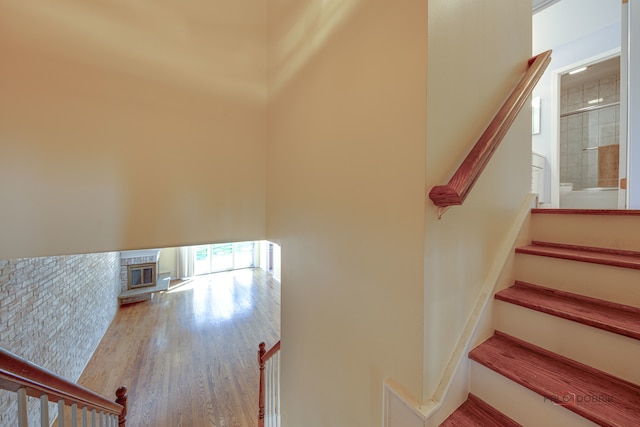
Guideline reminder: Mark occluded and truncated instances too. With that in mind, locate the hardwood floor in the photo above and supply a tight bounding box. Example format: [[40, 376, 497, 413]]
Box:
[[58, 268, 280, 427]]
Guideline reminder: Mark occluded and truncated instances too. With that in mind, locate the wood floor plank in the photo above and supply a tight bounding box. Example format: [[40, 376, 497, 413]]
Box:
[[56, 268, 280, 427]]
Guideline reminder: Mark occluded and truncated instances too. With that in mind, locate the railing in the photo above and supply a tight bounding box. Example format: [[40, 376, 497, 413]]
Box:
[[428, 50, 552, 219], [0, 347, 127, 426], [258, 340, 281, 427]]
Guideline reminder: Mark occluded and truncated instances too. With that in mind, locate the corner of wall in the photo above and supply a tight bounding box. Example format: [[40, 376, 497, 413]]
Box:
[[383, 378, 427, 427], [419, 194, 534, 426]]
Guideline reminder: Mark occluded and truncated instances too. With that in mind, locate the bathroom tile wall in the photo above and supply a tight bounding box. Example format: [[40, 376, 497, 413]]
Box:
[[560, 72, 620, 189]]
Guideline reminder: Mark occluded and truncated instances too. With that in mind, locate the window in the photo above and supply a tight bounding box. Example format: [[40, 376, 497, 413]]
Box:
[[193, 242, 255, 276]]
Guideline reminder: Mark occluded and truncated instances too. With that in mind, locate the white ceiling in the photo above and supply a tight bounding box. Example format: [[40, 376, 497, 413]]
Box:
[[533, 0, 563, 14], [561, 55, 620, 89]]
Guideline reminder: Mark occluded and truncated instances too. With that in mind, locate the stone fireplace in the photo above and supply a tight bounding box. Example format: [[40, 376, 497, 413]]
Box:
[[118, 249, 170, 305], [119, 249, 161, 294], [127, 262, 156, 289]]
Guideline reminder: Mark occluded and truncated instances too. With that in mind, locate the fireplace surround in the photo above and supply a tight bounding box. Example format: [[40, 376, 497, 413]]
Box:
[[127, 262, 156, 289], [119, 249, 161, 293]]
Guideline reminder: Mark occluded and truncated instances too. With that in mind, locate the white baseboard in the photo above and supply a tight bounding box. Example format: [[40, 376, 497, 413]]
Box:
[[382, 378, 427, 427]]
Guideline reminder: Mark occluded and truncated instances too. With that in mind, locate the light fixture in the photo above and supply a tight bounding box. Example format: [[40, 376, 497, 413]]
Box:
[[588, 98, 603, 105], [569, 66, 588, 75]]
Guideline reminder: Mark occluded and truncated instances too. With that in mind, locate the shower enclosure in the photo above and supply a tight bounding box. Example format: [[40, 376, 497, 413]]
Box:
[[559, 56, 620, 208]]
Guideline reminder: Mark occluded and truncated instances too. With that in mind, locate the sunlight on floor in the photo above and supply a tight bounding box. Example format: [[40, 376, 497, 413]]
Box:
[[167, 269, 255, 323]]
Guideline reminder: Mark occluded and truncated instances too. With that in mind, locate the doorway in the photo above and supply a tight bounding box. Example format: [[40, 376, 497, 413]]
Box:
[[558, 55, 622, 208]]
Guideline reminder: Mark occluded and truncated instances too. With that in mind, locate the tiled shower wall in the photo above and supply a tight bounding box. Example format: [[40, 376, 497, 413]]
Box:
[[0, 252, 121, 426], [560, 72, 620, 190]]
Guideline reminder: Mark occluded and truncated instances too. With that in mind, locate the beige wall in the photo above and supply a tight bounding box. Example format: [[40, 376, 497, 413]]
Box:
[[0, 1, 535, 424], [0, 1, 267, 259], [423, 0, 531, 398], [267, 1, 427, 425]]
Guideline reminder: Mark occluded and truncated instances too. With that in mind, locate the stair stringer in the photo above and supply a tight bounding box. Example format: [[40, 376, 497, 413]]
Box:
[[382, 193, 535, 427]]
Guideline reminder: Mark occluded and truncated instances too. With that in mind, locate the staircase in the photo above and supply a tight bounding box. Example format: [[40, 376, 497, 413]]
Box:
[[441, 209, 640, 426]]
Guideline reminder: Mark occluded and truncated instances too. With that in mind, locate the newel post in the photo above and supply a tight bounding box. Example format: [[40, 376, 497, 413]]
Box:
[[116, 386, 128, 427], [258, 342, 266, 427]]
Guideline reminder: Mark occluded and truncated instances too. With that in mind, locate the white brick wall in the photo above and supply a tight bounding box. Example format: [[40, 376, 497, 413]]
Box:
[[0, 252, 121, 426]]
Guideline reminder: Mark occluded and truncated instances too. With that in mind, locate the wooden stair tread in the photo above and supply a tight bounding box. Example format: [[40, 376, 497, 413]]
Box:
[[496, 281, 640, 340], [531, 209, 640, 216], [515, 242, 640, 270], [440, 393, 521, 426], [469, 332, 640, 427]]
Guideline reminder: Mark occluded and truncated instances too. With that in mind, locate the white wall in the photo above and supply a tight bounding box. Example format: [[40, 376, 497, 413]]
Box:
[[259, 241, 269, 271], [533, 0, 621, 55], [158, 247, 178, 279], [0, 1, 267, 259], [271, 243, 281, 283], [267, 1, 426, 425], [424, 0, 531, 399], [628, 1, 640, 208], [258, 240, 281, 282], [532, 0, 621, 206]]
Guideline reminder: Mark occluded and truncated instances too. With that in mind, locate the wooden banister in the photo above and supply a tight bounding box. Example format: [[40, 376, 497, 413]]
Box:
[[428, 50, 552, 218], [0, 347, 126, 424], [261, 340, 281, 363], [258, 340, 280, 427], [116, 386, 128, 427]]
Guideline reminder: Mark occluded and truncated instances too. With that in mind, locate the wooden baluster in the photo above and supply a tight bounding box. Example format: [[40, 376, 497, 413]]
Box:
[[82, 406, 88, 427], [268, 357, 273, 426], [17, 388, 28, 427], [277, 353, 281, 427], [40, 394, 50, 427], [273, 355, 279, 426], [116, 386, 127, 427], [71, 403, 78, 427], [59, 400, 66, 427], [258, 342, 266, 427]]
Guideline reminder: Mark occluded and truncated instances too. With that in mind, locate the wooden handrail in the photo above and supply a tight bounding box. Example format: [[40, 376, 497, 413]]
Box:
[[260, 340, 281, 364], [258, 340, 280, 427], [428, 50, 552, 218], [0, 347, 126, 423]]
